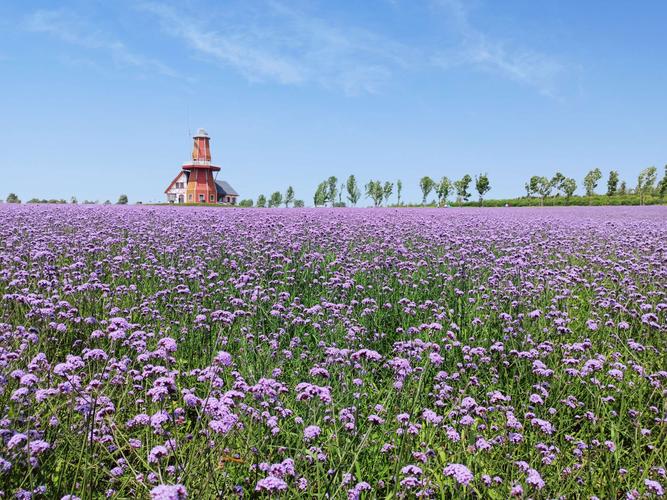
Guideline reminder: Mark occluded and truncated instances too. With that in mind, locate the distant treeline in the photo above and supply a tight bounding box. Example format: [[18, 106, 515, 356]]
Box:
[[401, 194, 666, 208], [4, 166, 667, 207], [295, 166, 667, 208], [3, 194, 129, 205]]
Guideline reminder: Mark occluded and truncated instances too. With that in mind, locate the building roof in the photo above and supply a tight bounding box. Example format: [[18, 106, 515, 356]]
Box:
[[193, 128, 209, 138], [215, 179, 239, 196], [164, 171, 188, 193]]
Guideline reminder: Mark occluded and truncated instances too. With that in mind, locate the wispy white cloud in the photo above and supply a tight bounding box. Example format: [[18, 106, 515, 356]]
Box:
[[25, 9, 181, 79], [140, 1, 413, 95], [141, 3, 305, 86], [431, 0, 565, 97], [24, 1, 567, 97]]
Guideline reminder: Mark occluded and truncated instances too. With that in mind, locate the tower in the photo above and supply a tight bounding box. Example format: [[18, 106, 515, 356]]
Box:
[[182, 128, 220, 204]]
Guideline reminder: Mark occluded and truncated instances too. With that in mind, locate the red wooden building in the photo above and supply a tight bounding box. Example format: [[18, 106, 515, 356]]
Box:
[[164, 129, 238, 204]]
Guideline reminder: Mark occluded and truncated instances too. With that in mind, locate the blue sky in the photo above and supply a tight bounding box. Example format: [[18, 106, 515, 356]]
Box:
[[1, 0, 666, 204]]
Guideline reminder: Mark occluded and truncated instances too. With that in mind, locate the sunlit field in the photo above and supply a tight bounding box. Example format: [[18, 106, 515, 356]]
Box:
[[1, 205, 665, 499]]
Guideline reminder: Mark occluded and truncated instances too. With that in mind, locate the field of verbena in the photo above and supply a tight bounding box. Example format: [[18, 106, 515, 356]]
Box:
[[0, 205, 666, 499]]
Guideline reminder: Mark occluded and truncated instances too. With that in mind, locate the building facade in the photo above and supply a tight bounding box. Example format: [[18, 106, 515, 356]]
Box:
[[165, 129, 238, 204]]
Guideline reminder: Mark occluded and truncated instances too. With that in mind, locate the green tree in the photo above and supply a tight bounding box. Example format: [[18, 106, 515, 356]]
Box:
[[293, 199, 305, 208], [551, 172, 566, 196], [637, 166, 657, 205], [238, 199, 253, 207], [525, 176, 540, 198], [396, 179, 403, 206], [6, 193, 21, 203], [284, 186, 294, 207], [326, 176, 338, 207], [269, 191, 283, 208], [117, 194, 128, 205], [365, 180, 384, 207], [562, 178, 577, 200], [475, 173, 491, 205], [314, 182, 328, 207], [454, 174, 472, 203], [535, 176, 552, 206], [346, 175, 361, 206], [658, 165, 667, 198], [70, 196, 78, 204], [607, 170, 619, 196], [256, 194, 267, 208], [619, 180, 627, 196], [436, 177, 451, 206], [583, 168, 602, 202], [103, 200, 111, 205], [419, 176, 435, 204], [383, 181, 393, 206]]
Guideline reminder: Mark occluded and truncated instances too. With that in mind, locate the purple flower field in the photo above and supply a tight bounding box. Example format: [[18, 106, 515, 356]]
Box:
[[0, 205, 666, 498]]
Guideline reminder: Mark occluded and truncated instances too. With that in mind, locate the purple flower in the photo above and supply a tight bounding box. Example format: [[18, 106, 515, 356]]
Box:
[[148, 445, 169, 464], [347, 481, 371, 500], [526, 468, 545, 490], [150, 484, 187, 500], [402, 464, 423, 476], [82, 348, 108, 361], [531, 418, 554, 435], [255, 475, 288, 492], [510, 484, 523, 496], [158, 337, 178, 352], [446, 426, 461, 442], [422, 409, 442, 425], [7, 433, 27, 450], [303, 425, 321, 441], [645, 479, 664, 496], [210, 414, 238, 434], [443, 463, 473, 486], [28, 440, 50, 455], [213, 351, 233, 367], [295, 383, 332, 404], [0, 458, 12, 472]]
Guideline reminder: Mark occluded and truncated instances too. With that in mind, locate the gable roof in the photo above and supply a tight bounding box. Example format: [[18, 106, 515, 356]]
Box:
[[164, 171, 189, 193], [215, 179, 239, 196]]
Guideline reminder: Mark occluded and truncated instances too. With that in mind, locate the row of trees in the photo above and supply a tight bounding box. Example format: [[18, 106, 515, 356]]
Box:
[[525, 166, 667, 205], [309, 174, 491, 207], [242, 186, 304, 208], [310, 176, 402, 207], [418, 174, 491, 205], [309, 176, 349, 206], [524, 173, 578, 206], [5, 194, 129, 205], [362, 179, 401, 207], [307, 167, 666, 208]]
